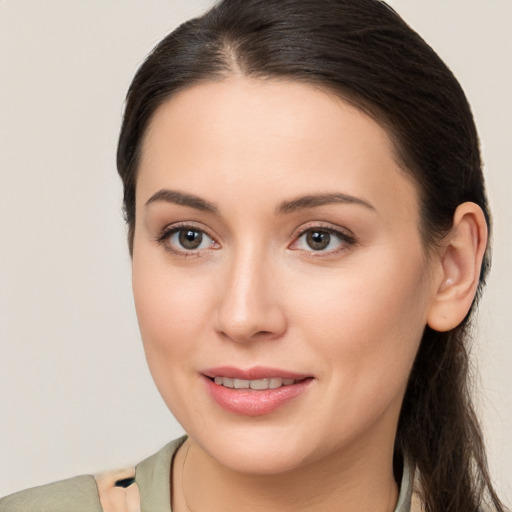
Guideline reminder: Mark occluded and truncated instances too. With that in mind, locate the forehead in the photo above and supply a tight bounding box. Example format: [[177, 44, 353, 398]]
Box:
[[137, 77, 419, 223]]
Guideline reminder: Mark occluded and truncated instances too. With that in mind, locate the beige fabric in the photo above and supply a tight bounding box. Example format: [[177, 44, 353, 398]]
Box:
[[0, 474, 102, 512], [91, 436, 186, 512], [95, 468, 140, 512], [135, 438, 184, 511], [411, 492, 425, 512], [0, 436, 418, 511], [395, 455, 415, 512]]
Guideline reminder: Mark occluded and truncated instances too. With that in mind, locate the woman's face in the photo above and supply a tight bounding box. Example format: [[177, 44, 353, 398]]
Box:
[[132, 78, 439, 474]]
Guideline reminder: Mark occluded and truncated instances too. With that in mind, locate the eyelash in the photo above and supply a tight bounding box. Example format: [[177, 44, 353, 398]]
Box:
[[290, 224, 357, 256], [155, 222, 357, 257], [156, 222, 219, 257]]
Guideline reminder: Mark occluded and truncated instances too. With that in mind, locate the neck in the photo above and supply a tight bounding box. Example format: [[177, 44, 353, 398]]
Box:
[[172, 433, 400, 512]]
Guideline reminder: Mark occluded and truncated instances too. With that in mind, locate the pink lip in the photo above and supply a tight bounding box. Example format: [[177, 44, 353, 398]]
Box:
[[201, 366, 314, 417], [202, 366, 310, 381]]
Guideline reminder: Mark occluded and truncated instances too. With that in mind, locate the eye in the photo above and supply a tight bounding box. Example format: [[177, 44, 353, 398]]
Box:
[[291, 226, 355, 254], [158, 225, 218, 254]]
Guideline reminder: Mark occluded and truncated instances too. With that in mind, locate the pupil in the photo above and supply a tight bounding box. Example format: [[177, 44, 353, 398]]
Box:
[[179, 229, 202, 249], [307, 230, 330, 250]]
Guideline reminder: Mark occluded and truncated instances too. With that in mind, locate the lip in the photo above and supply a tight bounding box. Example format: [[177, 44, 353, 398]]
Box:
[[202, 366, 314, 417], [202, 366, 310, 381]]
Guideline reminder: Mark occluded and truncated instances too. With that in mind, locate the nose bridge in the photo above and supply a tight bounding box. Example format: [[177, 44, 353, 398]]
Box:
[[215, 240, 286, 343]]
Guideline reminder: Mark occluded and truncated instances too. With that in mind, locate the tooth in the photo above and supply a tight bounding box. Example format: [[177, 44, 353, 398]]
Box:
[[222, 377, 234, 388], [250, 378, 269, 390], [214, 375, 297, 390], [269, 378, 283, 389], [233, 379, 250, 389]]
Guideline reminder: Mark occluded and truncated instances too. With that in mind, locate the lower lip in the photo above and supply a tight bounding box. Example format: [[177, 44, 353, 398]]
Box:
[[204, 377, 313, 416]]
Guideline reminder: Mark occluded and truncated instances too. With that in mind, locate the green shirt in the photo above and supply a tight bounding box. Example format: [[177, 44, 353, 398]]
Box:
[[0, 437, 414, 511]]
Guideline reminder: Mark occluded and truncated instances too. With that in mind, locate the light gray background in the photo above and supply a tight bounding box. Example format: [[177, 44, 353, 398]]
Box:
[[1, 0, 510, 501]]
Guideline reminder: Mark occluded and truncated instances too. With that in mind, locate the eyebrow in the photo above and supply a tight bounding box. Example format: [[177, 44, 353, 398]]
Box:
[[276, 193, 375, 215], [145, 189, 218, 214], [145, 189, 374, 216]]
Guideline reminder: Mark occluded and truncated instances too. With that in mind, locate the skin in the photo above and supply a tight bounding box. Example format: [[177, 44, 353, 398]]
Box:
[[131, 77, 486, 512]]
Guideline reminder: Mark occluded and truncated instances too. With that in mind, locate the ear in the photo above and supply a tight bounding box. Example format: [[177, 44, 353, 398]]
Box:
[[427, 202, 488, 332]]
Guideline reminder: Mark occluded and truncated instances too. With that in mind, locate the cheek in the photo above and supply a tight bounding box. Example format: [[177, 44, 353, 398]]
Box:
[[131, 257, 221, 428], [131, 250, 216, 380], [291, 247, 430, 404]]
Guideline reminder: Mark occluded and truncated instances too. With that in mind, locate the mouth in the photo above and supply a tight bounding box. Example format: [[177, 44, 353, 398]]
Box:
[[210, 376, 300, 390], [202, 366, 314, 416]]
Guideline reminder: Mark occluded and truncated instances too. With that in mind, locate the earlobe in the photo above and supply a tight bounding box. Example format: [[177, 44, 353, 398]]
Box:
[[427, 202, 488, 332]]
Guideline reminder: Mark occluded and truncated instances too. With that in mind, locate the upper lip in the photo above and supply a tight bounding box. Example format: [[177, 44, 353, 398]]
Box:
[[202, 366, 311, 381]]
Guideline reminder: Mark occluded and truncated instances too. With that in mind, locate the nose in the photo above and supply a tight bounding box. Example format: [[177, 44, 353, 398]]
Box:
[[214, 248, 288, 343]]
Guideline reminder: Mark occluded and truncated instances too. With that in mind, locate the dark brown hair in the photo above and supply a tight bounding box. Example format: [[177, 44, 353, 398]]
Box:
[[117, 1, 506, 510]]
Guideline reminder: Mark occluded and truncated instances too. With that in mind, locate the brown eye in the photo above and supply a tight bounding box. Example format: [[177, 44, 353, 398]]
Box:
[[159, 226, 217, 253], [291, 226, 355, 254], [306, 230, 331, 251], [178, 229, 203, 249]]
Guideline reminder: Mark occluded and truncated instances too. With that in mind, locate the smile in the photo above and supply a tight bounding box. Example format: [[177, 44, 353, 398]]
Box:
[[202, 367, 314, 416], [213, 377, 297, 390]]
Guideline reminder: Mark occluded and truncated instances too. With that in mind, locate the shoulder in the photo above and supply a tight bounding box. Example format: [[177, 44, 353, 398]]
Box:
[[0, 437, 187, 512], [135, 436, 187, 510], [0, 475, 101, 512]]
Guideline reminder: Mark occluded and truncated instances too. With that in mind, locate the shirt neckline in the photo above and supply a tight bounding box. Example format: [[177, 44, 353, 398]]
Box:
[[135, 437, 415, 512]]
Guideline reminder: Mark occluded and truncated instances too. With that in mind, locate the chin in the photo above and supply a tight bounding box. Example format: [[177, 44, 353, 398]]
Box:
[[188, 421, 320, 475], [211, 443, 309, 475]]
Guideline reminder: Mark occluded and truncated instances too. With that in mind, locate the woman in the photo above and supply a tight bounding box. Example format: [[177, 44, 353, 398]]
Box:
[[1, 0, 508, 511]]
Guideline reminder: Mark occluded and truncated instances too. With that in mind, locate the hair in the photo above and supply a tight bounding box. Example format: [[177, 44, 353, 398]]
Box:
[[116, 1, 506, 511]]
